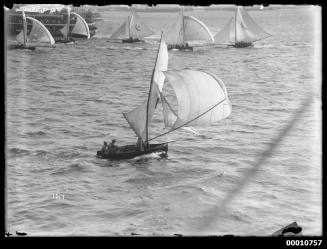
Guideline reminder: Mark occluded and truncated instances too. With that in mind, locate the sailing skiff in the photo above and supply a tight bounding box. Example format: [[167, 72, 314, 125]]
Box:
[[58, 6, 90, 44], [97, 35, 232, 160], [164, 9, 214, 51], [214, 6, 271, 48], [8, 10, 55, 50], [109, 10, 154, 43]]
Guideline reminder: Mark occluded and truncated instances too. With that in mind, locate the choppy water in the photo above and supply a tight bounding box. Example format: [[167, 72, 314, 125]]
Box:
[[5, 6, 322, 236]]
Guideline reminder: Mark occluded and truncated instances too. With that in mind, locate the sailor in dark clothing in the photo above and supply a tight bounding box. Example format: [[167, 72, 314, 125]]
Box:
[[110, 139, 116, 147], [101, 141, 108, 153], [136, 138, 144, 151]]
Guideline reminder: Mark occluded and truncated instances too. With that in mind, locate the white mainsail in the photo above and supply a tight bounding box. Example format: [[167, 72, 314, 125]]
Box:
[[24, 17, 55, 47], [110, 11, 153, 40], [71, 12, 91, 38], [60, 6, 70, 40], [213, 17, 234, 45], [164, 11, 214, 46], [123, 38, 168, 141], [162, 70, 232, 130], [129, 11, 154, 39], [214, 6, 271, 45], [16, 10, 27, 45]]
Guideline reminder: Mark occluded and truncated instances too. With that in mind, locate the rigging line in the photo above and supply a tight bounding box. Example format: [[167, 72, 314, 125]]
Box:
[[145, 32, 164, 147], [195, 93, 314, 231], [147, 97, 227, 143]]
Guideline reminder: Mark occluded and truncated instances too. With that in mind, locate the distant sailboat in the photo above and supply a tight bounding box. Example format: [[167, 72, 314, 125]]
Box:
[[97, 35, 232, 160], [58, 6, 90, 44], [8, 10, 55, 50], [214, 5, 271, 48], [164, 9, 214, 51], [109, 10, 154, 43], [58, 6, 74, 43]]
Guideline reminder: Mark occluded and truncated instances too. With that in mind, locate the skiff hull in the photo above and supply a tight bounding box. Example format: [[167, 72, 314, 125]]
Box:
[[97, 143, 168, 160], [122, 38, 144, 43], [231, 42, 253, 48], [167, 44, 193, 51], [7, 44, 36, 50]]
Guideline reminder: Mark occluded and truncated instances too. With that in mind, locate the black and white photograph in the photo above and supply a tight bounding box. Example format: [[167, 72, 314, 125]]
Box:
[[4, 4, 322, 238]]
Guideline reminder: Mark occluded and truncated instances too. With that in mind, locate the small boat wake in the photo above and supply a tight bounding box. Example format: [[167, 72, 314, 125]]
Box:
[[106, 45, 146, 51], [131, 151, 168, 162]]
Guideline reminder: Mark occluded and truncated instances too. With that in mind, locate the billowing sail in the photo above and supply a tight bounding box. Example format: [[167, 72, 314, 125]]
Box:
[[71, 12, 90, 38], [214, 6, 271, 45], [236, 6, 271, 43], [110, 11, 153, 40], [25, 17, 55, 47], [163, 70, 232, 129], [110, 20, 129, 39], [123, 84, 160, 141], [183, 16, 214, 43], [153, 38, 168, 92], [123, 37, 168, 140], [214, 17, 235, 45], [164, 12, 214, 45], [60, 6, 70, 39], [164, 11, 184, 45], [129, 11, 154, 39], [16, 11, 27, 45]]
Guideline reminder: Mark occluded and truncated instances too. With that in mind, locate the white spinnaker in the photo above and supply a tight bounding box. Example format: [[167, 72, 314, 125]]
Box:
[[60, 6, 70, 39], [71, 12, 90, 38], [163, 70, 232, 129], [164, 11, 184, 45], [123, 37, 168, 140], [183, 15, 214, 43], [129, 11, 154, 39], [214, 17, 235, 45], [26, 17, 55, 47]]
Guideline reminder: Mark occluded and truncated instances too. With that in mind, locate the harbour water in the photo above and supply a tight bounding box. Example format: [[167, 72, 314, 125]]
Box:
[[5, 6, 322, 236]]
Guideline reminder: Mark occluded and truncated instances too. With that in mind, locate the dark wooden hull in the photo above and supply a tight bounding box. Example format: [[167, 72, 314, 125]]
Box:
[[8, 44, 36, 50], [232, 42, 253, 48], [56, 39, 75, 44], [167, 44, 193, 51], [122, 38, 144, 43], [97, 143, 168, 160]]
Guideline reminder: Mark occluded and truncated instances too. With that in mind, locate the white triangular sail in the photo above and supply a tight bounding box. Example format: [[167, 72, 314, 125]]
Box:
[[214, 17, 235, 45], [123, 38, 168, 141], [236, 6, 271, 43], [164, 12, 214, 46], [25, 17, 55, 47], [110, 11, 153, 40], [110, 20, 129, 39], [129, 11, 154, 39], [164, 11, 184, 45], [71, 12, 91, 38], [163, 70, 232, 130], [16, 10, 27, 45], [60, 6, 70, 40], [214, 6, 271, 45]]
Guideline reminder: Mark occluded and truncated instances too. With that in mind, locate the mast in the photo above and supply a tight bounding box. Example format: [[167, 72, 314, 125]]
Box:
[[182, 7, 184, 44], [234, 5, 237, 44], [22, 10, 27, 46], [145, 32, 163, 148], [67, 6, 71, 40], [128, 11, 133, 39]]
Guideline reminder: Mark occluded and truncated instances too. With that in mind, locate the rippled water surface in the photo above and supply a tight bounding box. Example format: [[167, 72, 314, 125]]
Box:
[[6, 6, 322, 236]]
